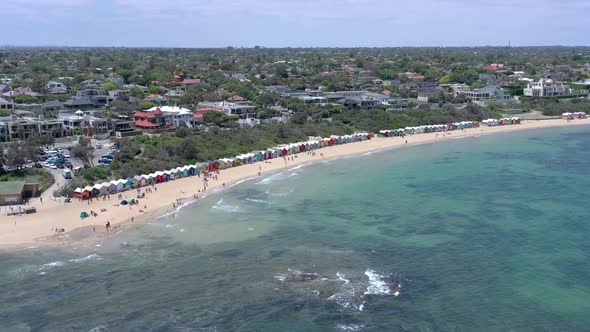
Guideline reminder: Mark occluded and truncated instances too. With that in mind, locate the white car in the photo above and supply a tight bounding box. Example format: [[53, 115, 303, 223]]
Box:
[[63, 153, 70, 158], [95, 143, 103, 149], [49, 164, 58, 169]]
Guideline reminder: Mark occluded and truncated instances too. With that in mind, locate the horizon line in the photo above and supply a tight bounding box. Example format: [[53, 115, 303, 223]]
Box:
[[1, 44, 590, 50]]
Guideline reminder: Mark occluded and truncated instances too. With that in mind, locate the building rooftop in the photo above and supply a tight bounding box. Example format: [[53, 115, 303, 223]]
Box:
[[0, 181, 25, 195]]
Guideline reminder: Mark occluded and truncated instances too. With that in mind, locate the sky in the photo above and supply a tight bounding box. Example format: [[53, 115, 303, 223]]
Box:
[[1, 0, 589, 47]]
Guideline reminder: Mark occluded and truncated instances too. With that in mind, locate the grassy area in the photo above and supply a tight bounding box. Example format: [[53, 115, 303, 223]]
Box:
[[0, 169, 56, 193], [505, 111, 560, 120]]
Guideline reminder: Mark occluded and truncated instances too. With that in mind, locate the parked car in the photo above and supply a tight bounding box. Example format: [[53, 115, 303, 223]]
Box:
[[95, 143, 103, 149]]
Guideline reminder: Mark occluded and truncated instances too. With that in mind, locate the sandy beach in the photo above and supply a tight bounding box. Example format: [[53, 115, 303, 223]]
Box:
[[1, 118, 588, 249]]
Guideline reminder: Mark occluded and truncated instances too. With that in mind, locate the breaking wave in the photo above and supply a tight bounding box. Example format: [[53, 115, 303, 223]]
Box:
[[69, 254, 102, 263], [335, 323, 365, 332], [211, 198, 241, 213], [364, 269, 391, 295]]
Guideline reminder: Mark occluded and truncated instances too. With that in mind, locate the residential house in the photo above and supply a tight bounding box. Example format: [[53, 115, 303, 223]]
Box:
[[132, 107, 166, 131], [64, 89, 108, 109], [265, 85, 291, 95], [226, 95, 248, 103], [439, 83, 471, 96], [0, 97, 13, 110], [2, 87, 42, 102], [0, 84, 11, 94], [402, 72, 425, 81], [1, 115, 66, 141], [41, 100, 64, 112], [299, 96, 328, 104], [143, 94, 169, 105], [80, 79, 103, 88], [179, 78, 202, 87], [484, 64, 504, 71], [336, 97, 380, 110], [112, 120, 141, 138], [462, 86, 511, 102], [417, 83, 439, 102], [523, 79, 572, 97], [59, 110, 109, 135], [382, 98, 409, 110], [165, 89, 185, 98], [46, 81, 68, 94], [198, 100, 258, 119], [149, 106, 195, 128]]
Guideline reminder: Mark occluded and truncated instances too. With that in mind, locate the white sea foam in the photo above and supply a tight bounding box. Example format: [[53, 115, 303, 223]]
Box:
[[68, 254, 102, 263], [256, 172, 286, 185], [364, 269, 391, 295], [335, 323, 365, 332], [245, 198, 270, 204], [211, 198, 241, 213], [265, 189, 289, 197], [289, 163, 311, 171], [42, 261, 65, 268], [88, 324, 107, 332], [336, 272, 350, 284]]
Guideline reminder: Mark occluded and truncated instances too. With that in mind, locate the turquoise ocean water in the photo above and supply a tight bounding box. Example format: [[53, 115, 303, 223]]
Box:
[[1, 126, 590, 331]]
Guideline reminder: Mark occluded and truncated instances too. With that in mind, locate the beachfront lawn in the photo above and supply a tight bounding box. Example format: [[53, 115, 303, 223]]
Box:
[[0, 169, 55, 192]]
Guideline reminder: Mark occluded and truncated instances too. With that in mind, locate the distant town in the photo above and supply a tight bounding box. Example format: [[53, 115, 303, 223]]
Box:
[[1, 46, 590, 198]]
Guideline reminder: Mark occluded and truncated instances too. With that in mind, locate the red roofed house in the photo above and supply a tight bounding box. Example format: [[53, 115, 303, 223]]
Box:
[[180, 78, 202, 87], [133, 107, 166, 131], [484, 64, 505, 71]]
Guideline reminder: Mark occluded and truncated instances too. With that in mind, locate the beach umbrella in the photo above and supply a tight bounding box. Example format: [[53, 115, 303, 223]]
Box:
[[80, 212, 89, 219], [120, 200, 128, 205]]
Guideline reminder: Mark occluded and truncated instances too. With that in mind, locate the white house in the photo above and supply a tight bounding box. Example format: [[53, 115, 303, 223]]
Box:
[[523, 79, 571, 97], [146, 106, 195, 128], [46, 81, 68, 94]]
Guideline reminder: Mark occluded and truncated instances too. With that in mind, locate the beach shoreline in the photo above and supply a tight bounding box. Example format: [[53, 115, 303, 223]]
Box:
[[1, 118, 589, 250]]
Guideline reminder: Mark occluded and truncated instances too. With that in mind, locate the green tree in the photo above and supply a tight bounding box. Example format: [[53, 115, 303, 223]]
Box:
[[138, 101, 156, 109], [175, 127, 189, 138], [148, 85, 164, 95], [5, 142, 28, 169], [129, 86, 145, 98], [71, 136, 95, 167], [101, 80, 118, 91], [15, 95, 38, 104], [203, 110, 227, 125]]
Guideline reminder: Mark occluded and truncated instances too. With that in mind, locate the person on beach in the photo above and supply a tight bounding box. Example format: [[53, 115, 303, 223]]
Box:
[[106, 222, 110, 231]]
